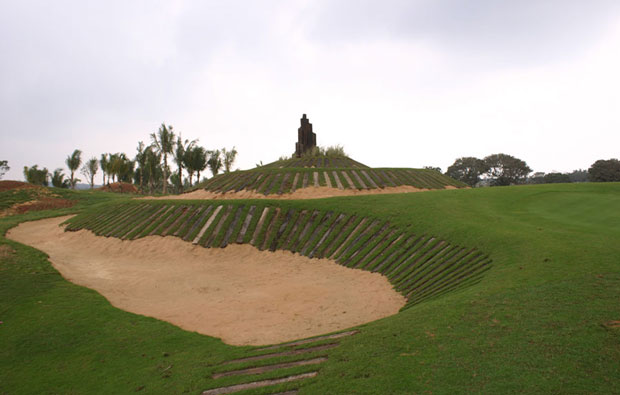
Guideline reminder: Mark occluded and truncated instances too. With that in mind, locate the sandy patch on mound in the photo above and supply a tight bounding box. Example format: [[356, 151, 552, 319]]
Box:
[[7, 216, 405, 346], [147, 185, 460, 200]]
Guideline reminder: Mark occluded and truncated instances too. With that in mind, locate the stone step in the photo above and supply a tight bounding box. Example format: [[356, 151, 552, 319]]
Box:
[[202, 372, 317, 395], [257, 330, 359, 352], [212, 357, 327, 379]]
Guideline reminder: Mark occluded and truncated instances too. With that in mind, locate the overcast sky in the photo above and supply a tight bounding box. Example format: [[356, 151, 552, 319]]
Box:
[[1, 0, 620, 182]]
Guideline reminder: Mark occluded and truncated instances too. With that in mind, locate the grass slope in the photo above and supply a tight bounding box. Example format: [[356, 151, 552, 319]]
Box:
[[198, 168, 465, 195], [1, 183, 619, 393]]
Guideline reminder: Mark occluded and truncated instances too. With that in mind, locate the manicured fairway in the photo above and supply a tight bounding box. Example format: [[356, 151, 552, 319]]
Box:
[[1, 182, 619, 393]]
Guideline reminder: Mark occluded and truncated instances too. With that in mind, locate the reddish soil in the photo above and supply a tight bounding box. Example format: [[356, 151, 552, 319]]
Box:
[[13, 197, 75, 214], [0, 180, 37, 192], [97, 182, 138, 193]]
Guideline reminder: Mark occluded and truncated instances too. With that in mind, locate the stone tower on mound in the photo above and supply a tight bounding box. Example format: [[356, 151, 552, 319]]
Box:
[[295, 114, 316, 158]]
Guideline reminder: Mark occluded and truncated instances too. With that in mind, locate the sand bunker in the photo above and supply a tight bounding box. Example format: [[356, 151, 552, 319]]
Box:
[[149, 185, 458, 201], [7, 216, 405, 346]]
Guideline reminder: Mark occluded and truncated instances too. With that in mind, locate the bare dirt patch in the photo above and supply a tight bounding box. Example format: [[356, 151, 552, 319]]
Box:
[[0, 180, 37, 192], [147, 185, 453, 201], [7, 216, 405, 346], [604, 320, 620, 328], [12, 197, 75, 214]]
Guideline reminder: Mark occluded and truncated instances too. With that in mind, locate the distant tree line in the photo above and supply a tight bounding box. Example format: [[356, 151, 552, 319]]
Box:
[[443, 154, 531, 187], [19, 122, 238, 194], [443, 154, 620, 187]]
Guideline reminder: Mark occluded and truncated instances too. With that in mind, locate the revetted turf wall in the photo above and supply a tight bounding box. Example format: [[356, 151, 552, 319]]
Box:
[[65, 201, 491, 309], [260, 156, 370, 169], [201, 168, 466, 195]]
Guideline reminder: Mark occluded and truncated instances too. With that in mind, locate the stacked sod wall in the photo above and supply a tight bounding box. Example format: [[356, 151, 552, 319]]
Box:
[[65, 202, 491, 309], [260, 156, 369, 169], [201, 168, 466, 196]]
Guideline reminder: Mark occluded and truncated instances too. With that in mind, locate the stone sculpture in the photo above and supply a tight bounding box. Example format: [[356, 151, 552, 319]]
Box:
[[295, 114, 316, 157]]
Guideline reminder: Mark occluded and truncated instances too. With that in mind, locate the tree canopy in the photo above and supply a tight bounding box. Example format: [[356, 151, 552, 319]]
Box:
[[100, 154, 110, 185], [483, 153, 531, 186], [23, 165, 49, 186], [185, 146, 207, 186], [173, 136, 196, 193], [151, 123, 175, 194], [568, 169, 589, 183], [81, 158, 99, 188], [51, 169, 70, 188], [222, 147, 238, 173], [0, 160, 9, 179], [65, 149, 82, 189], [588, 159, 620, 182], [543, 172, 571, 184], [445, 157, 488, 187], [207, 149, 222, 177]]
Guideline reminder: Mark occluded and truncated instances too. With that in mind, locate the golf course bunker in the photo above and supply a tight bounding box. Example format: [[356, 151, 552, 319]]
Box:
[[7, 216, 406, 346]]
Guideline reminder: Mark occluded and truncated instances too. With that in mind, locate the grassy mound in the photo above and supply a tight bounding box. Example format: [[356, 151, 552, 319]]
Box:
[[261, 156, 369, 169], [0, 180, 76, 216], [193, 153, 465, 196], [199, 167, 465, 196]]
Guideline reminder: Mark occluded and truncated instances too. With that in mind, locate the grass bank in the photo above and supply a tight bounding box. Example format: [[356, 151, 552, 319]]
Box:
[[1, 182, 619, 393]]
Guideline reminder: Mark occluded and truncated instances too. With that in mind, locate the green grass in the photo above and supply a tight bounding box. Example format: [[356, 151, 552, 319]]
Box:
[[2, 183, 620, 393], [192, 167, 467, 195]]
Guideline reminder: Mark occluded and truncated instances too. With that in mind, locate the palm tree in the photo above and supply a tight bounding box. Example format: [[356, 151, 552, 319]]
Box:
[[80, 158, 99, 188], [173, 135, 196, 194], [107, 153, 120, 183], [144, 146, 161, 193], [193, 146, 208, 184], [116, 154, 135, 183], [65, 149, 82, 189], [184, 146, 207, 186], [183, 148, 195, 187], [207, 149, 222, 177], [150, 123, 175, 194], [106, 153, 133, 183], [222, 147, 238, 173], [51, 169, 70, 188], [100, 154, 109, 185], [135, 142, 147, 191]]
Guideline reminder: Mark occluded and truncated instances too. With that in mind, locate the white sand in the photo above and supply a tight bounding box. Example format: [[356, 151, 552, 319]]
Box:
[[7, 216, 405, 346]]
